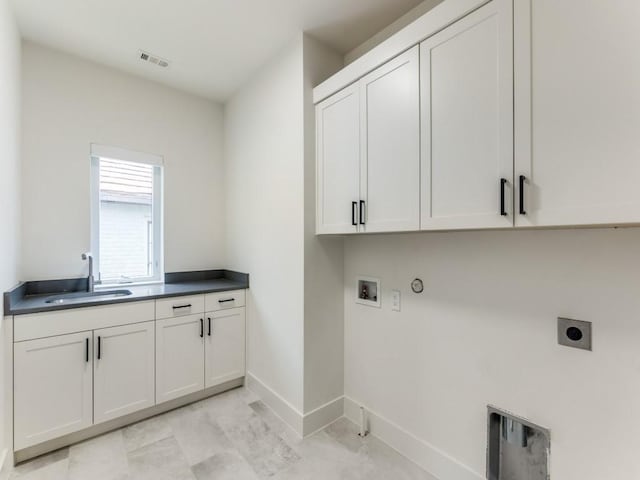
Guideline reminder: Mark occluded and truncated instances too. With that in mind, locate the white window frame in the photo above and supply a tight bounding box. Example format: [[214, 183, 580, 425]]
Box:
[[90, 144, 164, 286]]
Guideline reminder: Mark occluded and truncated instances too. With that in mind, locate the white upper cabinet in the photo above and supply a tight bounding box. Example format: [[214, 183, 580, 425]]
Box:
[[316, 47, 420, 234], [93, 321, 155, 424], [316, 84, 361, 234], [420, 0, 513, 230], [514, 0, 640, 227], [316, 0, 640, 233], [360, 46, 420, 232], [14, 332, 93, 450]]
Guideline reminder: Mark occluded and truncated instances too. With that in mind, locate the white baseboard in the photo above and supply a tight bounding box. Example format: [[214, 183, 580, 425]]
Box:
[[245, 372, 345, 438], [0, 447, 8, 474], [245, 372, 304, 436], [243, 379, 479, 479], [344, 396, 483, 480], [302, 396, 344, 437]]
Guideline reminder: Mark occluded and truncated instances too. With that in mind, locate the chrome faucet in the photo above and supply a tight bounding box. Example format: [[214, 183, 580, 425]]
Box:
[[81, 252, 95, 292]]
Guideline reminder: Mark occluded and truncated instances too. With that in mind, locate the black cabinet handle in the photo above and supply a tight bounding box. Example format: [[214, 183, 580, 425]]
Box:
[[351, 201, 357, 226], [359, 200, 366, 225], [208, 317, 212, 336], [500, 178, 508, 216], [200, 318, 204, 338], [519, 175, 526, 215], [172, 304, 192, 310], [85, 338, 89, 362], [218, 298, 235, 303], [97, 336, 101, 360]]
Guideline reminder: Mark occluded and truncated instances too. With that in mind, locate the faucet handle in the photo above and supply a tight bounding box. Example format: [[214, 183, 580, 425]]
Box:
[[81, 252, 93, 260]]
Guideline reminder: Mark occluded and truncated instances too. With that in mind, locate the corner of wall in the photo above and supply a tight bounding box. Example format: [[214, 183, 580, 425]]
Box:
[[224, 32, 346, 435], [0, 0, 21, 291], [0, 0, 21, 469], [344, 0, 445, 64], [223, 32, 308, 423], [301, 35, 345, 422]]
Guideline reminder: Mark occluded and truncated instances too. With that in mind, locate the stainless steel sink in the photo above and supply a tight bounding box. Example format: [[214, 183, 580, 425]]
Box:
[[44, 289, 133, 305]]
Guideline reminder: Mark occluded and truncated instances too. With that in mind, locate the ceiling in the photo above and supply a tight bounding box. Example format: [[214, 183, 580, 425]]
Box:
[[11, 0, 426, 102]]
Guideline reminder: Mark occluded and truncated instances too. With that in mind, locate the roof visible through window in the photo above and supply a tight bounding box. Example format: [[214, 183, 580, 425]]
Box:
[[99, 158, 153, 205]]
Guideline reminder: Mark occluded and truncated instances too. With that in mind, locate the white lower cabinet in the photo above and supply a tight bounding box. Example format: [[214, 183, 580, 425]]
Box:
[[14, 331, 93, 450], [156, 314, 205, 403], [14, 292, 246, 452], [205, 308, 246, 388], [93, 321, 155, 423]]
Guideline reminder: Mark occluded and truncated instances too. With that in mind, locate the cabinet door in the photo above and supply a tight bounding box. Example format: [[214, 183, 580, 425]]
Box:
[[421, 0, 513, 230], [156, 314, 204, 403], [94, 321, 155, 424], [316, 83, 361, 234], [14, 332, 93, 449], [514, 0, 640, 227], [204, 308, 246, 388], [359, 46, 420, 232]]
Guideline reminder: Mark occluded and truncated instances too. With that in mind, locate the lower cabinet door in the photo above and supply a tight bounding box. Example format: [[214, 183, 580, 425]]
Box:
[[205, 308, 246, 388], [93, 321, 155, 424], [156, 314, 205, 403], [14, 331, 93, 449]]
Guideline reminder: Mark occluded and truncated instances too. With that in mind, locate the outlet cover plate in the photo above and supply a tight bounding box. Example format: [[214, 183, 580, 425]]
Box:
[[391, 290, 401, 311], [558, 317, 592, 351]]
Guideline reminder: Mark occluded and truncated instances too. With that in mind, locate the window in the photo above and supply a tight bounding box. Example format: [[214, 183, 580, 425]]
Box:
[[90, 144, 163, 285]]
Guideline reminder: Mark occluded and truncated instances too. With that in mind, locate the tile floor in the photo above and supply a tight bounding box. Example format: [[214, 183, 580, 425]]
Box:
[[1, 387, 436, 480]]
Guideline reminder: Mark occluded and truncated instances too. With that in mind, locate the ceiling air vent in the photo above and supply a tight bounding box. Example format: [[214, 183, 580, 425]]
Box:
[[138, 50, 169, 68]]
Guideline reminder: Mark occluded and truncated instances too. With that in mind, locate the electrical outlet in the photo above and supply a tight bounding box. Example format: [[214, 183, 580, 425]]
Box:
[[391, 290, 401, 311]]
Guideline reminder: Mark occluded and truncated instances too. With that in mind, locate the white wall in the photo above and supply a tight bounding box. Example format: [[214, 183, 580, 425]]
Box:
[[20, 42, 225, 280], [225, 34, 344, 430], [224, 35, 306, 414], [302, 37, 345, 415], [0, 1, 20, 290], [344, 228, 640, 480], [344, 0, 443, 64], [0, 0, 21, 465]]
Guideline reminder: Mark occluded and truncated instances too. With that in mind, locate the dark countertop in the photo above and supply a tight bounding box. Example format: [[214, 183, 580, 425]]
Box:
[[4, 270, 249, 316]]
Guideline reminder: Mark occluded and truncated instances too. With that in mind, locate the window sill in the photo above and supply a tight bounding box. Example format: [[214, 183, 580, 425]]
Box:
[[96, 280, 164, 289]]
